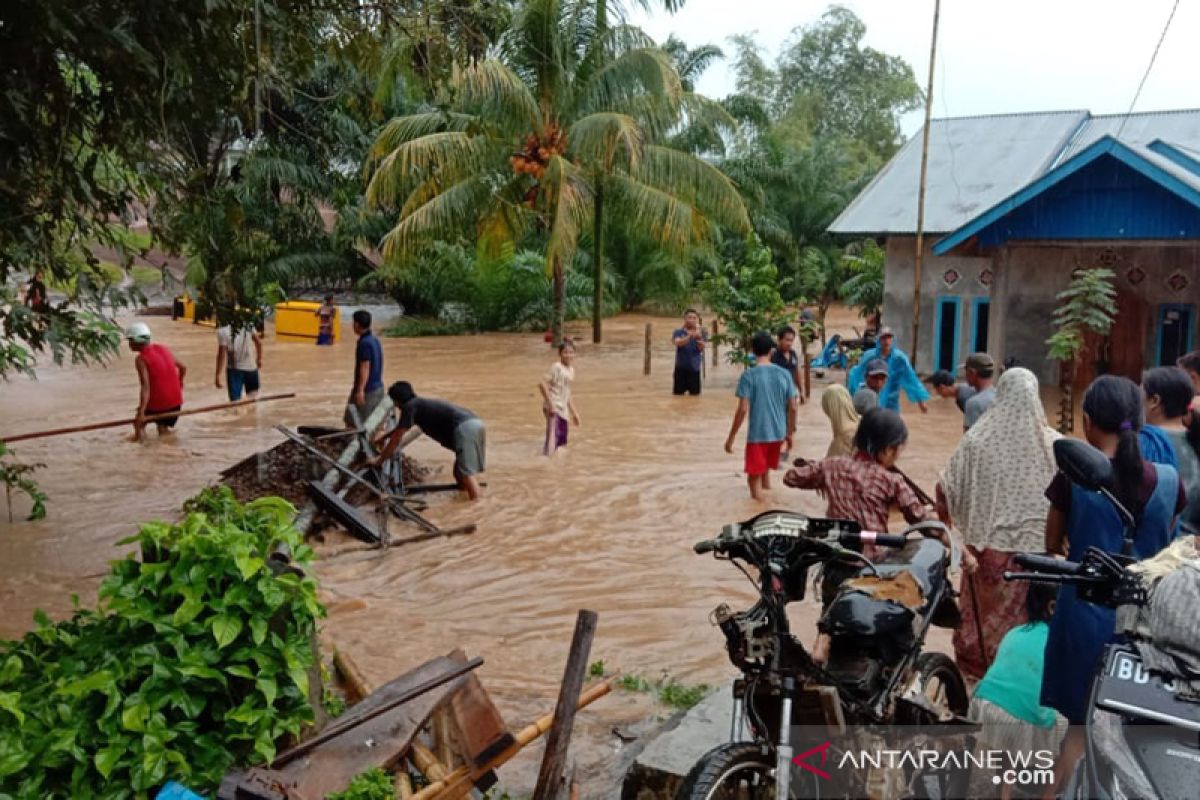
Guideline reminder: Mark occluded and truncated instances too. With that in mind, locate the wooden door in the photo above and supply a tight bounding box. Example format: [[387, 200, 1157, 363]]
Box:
[[1073, 289, 1146, 393]]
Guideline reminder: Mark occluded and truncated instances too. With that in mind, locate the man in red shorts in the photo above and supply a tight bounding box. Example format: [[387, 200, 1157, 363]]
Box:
[[125, 322, 187, 441], [724, 331, 798, 500]]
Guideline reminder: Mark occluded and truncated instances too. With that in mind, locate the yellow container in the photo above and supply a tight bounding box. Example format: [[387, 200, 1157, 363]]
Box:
[[275, 300, 339, 342], [173, 295, 196, 321]]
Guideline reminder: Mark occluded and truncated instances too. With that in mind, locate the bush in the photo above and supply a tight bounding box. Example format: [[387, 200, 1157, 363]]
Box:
[[0, 487, 324, 798], [699, 235, 792, 364]]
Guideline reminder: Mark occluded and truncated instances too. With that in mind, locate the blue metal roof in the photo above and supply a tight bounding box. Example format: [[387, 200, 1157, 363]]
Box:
[[828, 111, 1088, 234], [1148, 140, 1200, 177], [829, 108, 1200, 236], [931, 136, 1200, 255]]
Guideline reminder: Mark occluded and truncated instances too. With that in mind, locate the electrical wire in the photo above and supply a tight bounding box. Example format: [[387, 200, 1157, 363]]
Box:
[[1115, 0, 1181, 139]]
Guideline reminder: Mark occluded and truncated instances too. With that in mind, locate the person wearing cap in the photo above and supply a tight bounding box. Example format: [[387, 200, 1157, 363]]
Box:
[[962, 352, 997, 430], [124, 322, 186, 441], [847, 327, 929, 414], [853, 358, 888, 415]]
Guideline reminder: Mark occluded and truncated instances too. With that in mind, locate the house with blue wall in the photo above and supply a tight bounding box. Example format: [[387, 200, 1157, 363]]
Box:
[[829, 109, 1200, 387]]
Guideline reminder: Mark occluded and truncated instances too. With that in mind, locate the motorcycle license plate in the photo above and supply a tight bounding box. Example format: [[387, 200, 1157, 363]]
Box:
[[1094, 648, 1200, 732]]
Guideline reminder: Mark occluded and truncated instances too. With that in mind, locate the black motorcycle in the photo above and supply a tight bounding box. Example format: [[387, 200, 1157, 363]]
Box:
[[677, 510, 968, 800], [1005, 439, 1200, 800]]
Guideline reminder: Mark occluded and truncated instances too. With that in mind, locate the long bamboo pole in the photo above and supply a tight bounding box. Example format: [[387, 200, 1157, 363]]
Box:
[[1, 393, 297, 444], [909, 0, 941, 372], [408, 678, 615, 800]]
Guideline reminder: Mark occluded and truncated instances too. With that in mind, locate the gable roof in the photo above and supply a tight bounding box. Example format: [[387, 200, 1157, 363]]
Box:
[[931, 136, 1200, 255], [829, 108, 1200, 236]]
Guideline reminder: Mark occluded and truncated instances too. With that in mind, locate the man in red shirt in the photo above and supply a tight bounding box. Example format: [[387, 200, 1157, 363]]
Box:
[[125, 322, 187, 441]]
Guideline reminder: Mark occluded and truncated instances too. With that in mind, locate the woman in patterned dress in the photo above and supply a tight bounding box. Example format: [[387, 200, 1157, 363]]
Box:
[[937, 367, 1060, 680]]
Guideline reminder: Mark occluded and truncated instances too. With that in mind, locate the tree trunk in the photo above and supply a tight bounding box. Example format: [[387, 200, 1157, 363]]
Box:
[[1058, 358, 1075, 434], [819, 303, 828, 347], [552, 257, 565, 346], [592, 185, 604, 344]]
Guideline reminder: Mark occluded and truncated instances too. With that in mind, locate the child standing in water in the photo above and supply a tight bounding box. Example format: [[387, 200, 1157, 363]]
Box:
[[315, 294, 336, 345], [539, 339, 581, 454]]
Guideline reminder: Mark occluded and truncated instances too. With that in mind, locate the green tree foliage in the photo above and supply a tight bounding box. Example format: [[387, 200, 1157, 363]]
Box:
[[0, 487, 324, 797], [1046, 267, 1118, 433], [366, 0, 749, 344], [699, 235, 791, 364], [840, 238, 885, 321], [0, 0, 326, 376], [0, 442, 46, 523]]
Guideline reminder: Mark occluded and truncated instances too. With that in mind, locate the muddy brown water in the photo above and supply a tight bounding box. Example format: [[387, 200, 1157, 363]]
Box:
[[0, 307, 977, 793]]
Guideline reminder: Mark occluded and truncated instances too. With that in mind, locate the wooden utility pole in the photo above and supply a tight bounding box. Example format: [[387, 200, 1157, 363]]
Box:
[[910, 0, 941, 371], [532, 610, 598, 800]]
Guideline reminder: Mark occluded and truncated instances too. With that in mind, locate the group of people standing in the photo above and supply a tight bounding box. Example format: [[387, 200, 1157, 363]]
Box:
[[718, 318, 1200, 794]]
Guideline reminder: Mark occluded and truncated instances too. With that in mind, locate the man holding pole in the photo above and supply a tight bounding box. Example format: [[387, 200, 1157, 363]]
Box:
[[125, 322, 186, 441]]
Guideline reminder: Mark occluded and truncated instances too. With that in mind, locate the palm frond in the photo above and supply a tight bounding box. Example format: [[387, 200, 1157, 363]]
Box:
[[378, 177, 494, 266], [578, 48, 681, 117], [568, 112, 644, 171], [369, 112, 478, 163], [607, 173, 697, 254], [632, 145, 749, 233], [366, 132, 495, 210], [453, 60, 541, 133], [240, 155, 329, 197], [542, 154, 593, 273]]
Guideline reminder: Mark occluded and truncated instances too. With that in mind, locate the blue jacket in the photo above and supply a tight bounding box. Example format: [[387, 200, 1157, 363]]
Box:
[[847, 346, 930, 412]]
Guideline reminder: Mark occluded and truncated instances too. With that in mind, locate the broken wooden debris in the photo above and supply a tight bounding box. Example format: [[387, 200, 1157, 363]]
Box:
[[408, 677, 616, 800], [333, 650, 373, 705], [307, 479, 383, 545], [533, 610, 598, 800]]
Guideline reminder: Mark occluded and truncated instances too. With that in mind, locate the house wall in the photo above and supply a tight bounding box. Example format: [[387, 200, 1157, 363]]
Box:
[[882, 236, 992, 373], [997, 242, 1200, 384], [884, 238, 1200, 385]]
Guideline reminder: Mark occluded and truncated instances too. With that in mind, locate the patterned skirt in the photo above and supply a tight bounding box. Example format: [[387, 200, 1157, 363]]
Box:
[[953, 546, 1030, 681]]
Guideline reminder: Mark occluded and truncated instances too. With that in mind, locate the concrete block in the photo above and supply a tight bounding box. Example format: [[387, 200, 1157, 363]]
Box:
[[619, 685, 733, 800]]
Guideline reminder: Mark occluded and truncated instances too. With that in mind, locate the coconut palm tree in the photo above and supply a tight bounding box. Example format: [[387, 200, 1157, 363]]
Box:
[[366, 0, 748, 344]]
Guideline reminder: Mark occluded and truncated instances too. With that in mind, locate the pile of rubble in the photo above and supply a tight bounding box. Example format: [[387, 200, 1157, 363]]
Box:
[[220, 434, 430, 508]]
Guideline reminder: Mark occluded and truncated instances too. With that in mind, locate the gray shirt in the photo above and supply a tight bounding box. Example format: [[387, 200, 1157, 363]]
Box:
[[955, 384, 976, 412], [963, 386, 996, 429], [852, 387, 879, 416]]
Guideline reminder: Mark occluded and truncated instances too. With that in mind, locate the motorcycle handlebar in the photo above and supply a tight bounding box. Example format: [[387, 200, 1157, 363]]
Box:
[[845, 531, 908, 549], [1013, 553, 1080, 575], [694, 539, 721, 555]]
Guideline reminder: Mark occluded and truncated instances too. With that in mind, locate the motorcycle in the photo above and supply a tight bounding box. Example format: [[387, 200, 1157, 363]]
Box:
[[1005, 438, 1200, 800], [677, 510, 968, 800]]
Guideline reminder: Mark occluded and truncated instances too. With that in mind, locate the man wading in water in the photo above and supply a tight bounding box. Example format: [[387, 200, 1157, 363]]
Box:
[[371, 381, 487, 500], [124, 322, 186, 441]]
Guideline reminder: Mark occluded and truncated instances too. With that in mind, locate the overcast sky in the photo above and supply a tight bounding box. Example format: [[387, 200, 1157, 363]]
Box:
[[628, 0, 1200, 138]]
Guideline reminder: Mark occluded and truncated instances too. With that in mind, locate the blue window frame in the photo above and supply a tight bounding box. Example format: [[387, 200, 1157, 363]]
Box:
[[970, 297, 990, 354], [1156, 303, 1195, 367], [933, 296, 962, 373]]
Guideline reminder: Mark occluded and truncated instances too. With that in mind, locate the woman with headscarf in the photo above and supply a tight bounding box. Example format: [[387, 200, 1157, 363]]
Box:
[[821, 384, 860, 458], [936, 368, 1060, 680]]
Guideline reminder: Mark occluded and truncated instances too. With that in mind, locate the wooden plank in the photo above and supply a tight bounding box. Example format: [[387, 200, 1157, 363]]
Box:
[[274, 656, 469, 798], [307, 480, 381, 544], [447, 650, 513, 769], [532, 610, 598, 800], [334, 650, 373, 705]]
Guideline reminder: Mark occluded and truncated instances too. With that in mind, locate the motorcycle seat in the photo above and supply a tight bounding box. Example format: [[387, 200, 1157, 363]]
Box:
[[862, 538, 947, 606]]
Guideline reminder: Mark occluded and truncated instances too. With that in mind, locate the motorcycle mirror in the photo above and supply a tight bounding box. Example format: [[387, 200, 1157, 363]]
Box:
[[1053, 438, 1114, 492]]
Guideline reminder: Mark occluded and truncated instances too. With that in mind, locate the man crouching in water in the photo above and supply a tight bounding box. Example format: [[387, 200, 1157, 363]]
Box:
[[371, 381, 486, 500]]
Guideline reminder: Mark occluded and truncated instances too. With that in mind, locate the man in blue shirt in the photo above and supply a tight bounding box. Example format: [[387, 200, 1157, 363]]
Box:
[[847, 327, 929, 414], [672, 309, 707, 395], [725, 331, 799, 500], [345, 309, 385, 427]]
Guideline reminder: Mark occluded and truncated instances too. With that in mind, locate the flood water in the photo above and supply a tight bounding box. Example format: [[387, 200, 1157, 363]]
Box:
[[0, 307, 972, 792]]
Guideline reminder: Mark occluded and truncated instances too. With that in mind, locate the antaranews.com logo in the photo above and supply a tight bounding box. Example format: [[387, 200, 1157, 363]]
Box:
[[793, 741, 1056, 791]]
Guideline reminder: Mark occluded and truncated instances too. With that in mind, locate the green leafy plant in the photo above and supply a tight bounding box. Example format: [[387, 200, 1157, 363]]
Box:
[[588, 660, 606, 678], [327, 767, 395, 800], [1046, 267, 1118, 433], [0, 486, 324, 797], [699, 234, 792, 364], [0, 442, 47, 522], [840, 239, 885, 323], [613, 672, 711, 711]]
